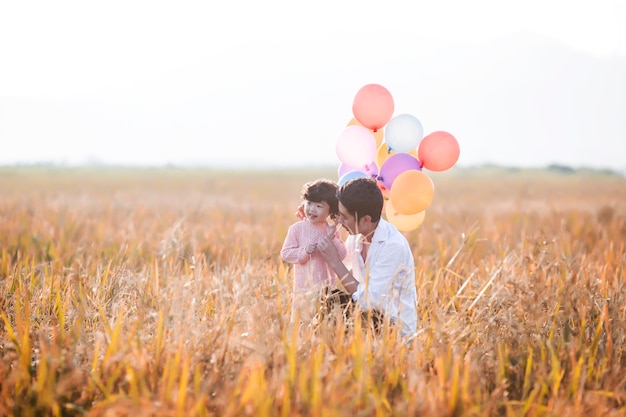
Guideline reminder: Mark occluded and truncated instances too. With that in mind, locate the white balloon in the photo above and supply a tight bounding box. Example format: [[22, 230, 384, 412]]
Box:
[[384, 114, 424, 153]]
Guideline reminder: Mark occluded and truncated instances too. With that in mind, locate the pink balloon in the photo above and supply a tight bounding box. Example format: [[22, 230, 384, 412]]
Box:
[[335, 125, 377, 168], [352, 84, 394, 132], [338, 160, 378, 178], [418, 131, 460, 172], [378, 153, 422, 190]]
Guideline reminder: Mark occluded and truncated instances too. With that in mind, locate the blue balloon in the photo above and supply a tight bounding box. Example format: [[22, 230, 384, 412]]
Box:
[[338, 170, 369, 186]]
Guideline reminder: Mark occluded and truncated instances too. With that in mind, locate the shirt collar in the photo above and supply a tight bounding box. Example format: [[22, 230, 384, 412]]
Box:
[[370, 219, 392, 244]]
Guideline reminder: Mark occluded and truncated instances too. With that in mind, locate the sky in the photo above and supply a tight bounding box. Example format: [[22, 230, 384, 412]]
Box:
[[1, 0, 625, 171]]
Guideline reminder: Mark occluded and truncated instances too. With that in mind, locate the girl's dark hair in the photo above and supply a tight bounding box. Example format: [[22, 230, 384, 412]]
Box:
[[302, 179, 340, 217], [336, 177, 383, 223]]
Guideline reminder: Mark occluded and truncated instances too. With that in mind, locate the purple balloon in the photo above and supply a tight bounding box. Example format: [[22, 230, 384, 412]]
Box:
[[338, 160, 378, 178], [378, 153, 422, 189]]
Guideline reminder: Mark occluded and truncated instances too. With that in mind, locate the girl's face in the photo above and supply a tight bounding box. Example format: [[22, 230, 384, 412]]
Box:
[[303, 200, 331, 224]]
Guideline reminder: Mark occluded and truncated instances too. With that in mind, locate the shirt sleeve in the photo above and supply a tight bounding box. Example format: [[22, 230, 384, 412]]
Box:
[[342, 234, 357, 271], [280, 224, 309, 264]]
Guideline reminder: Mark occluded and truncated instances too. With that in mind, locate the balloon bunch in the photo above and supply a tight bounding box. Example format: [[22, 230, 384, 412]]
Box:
[[335, 84, 460, 232]]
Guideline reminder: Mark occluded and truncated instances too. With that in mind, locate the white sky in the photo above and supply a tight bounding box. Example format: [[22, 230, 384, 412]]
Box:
[[1, 0, 625, 170]]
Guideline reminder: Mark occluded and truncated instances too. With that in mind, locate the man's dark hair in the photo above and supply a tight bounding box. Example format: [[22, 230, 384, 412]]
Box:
[[337, 177, 383, 223], [302, 179, 340, 217]]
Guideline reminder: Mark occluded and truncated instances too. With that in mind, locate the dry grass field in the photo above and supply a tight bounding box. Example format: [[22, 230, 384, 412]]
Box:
[[0, 166, 625, 416]]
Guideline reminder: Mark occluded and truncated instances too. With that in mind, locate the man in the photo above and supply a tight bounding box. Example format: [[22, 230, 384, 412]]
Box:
[[317, 177, 418, 339]]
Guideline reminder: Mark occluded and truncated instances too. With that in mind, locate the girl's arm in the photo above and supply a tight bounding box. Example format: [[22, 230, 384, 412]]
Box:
[[280, 224, 309, 264]]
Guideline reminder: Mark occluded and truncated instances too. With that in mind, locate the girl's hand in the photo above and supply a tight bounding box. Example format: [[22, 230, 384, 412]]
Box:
[[306, 243, 317, 254]]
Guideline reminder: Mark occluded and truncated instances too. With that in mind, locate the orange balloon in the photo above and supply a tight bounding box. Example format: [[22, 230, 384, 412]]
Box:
[[385, 199, 426, 232], [389, 170, 435, 215], [347, 117, 384, 148], [418, 131, 460, 172], [376, 142, 418, 172], [352, 84, 394, 131]]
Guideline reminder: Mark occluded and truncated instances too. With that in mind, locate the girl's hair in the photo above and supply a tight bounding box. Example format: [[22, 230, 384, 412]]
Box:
[[301, 179, 340, 217], [336, 177, 383, 223]]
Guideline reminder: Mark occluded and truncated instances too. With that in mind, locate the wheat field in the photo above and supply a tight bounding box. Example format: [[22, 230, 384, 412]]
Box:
[[0, 166, 624, 416]]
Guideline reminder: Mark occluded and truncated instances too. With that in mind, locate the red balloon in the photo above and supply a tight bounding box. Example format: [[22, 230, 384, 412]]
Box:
[[352, 84, 394, 132], [418, 131, 460, 172], [376, 179, 390, 211]]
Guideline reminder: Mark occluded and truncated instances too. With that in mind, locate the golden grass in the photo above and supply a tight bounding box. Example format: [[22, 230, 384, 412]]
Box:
[[0, 166, 625, 416]]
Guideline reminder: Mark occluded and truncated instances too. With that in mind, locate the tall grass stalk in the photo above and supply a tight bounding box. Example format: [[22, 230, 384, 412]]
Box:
[[0, 166, 625, 416]]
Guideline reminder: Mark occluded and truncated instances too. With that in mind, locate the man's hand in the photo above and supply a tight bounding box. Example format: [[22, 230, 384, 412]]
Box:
[[317, 231, 339, 262], [317, 225, 358, 295]]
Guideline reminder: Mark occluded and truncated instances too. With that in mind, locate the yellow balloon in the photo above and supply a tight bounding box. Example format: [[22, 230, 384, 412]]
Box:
[[385, 199, 425, 232], [376, 142, 393, 169], [347, 117, 384, 148], [389, 170, 435, 215]]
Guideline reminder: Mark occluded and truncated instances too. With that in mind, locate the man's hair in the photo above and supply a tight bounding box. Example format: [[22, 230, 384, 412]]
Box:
[[337, 177, 383, 223], [301, 179, 340, 217]]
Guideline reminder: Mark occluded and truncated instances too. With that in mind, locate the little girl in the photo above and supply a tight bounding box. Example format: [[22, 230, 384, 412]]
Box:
[[280, 179, 347, 321]]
